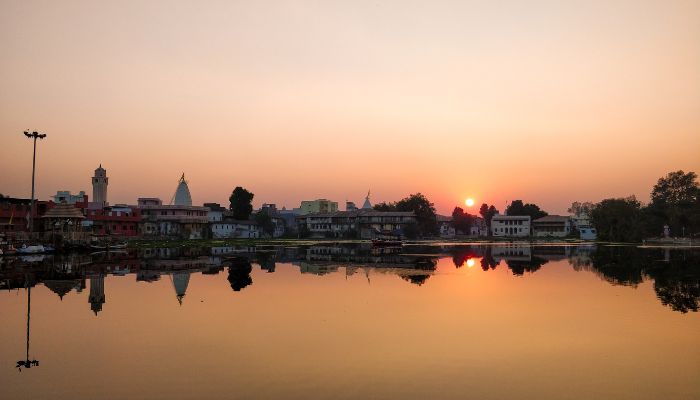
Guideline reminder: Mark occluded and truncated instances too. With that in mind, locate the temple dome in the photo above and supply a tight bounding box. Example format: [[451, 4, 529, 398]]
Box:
[[173, 174, 192, 206], [362, 190, 372, 209]]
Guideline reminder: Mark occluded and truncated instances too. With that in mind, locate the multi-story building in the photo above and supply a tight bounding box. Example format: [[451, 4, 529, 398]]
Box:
[[297, 210, 417, 239], [0, 197, 50, 235], [138, 198, 209, 239], [437, 215, 456, 238], [204, 203, 226, 222], [211, 217, 261, 239], [84, 204, 142, 236], [491, 215, 531, 237], [532, 215, 572, 237], [297, 199, 338, 215], [53, 191, 88, 205]]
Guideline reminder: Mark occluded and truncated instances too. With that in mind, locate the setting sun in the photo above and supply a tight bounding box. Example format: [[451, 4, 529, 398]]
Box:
[[465, 198, 475, 207]]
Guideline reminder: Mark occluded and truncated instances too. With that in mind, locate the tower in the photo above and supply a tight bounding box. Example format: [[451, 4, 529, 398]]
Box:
[[92, 164, 108, 206]]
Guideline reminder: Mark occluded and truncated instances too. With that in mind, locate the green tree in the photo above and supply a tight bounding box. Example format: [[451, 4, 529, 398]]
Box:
[[394, 193, 438, 236], [506, 200, 548, 220], [568, 201, 594, 216], [229, 187, 254, 220], [373, 202, 396, 211], [648, 170, 700, 237], [479, 203, 499, 230], [451, 206, 475, 234], [590, 196, 647, 242], [254, 211, 275, 237]]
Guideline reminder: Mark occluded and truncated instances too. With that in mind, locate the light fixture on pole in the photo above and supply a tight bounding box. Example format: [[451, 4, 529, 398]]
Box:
[[23, 130, 47, 235]]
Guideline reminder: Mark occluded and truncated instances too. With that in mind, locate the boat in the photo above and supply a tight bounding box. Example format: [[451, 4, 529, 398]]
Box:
[[16, 244, 46, 254], [90, 243, 128, 251], [372, 238, 403, 247]]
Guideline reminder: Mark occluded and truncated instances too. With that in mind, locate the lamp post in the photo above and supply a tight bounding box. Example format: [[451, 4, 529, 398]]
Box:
[[24, 130, 47, 236]]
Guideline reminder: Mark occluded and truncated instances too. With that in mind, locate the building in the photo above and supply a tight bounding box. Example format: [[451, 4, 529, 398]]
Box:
[[570, 213, 597, 240], [491, 215, 531, 237], [470, 217, 488, 237], [297, 209, 417, 239], [297, 199, 338, 215], [532, 215, 572, 237], [0, 197, 50, 235], [173, 174, 192, 206], [84, 204, 142, 236], [437, 215, 456, 238], [92, 165, 108, 207], [138, 198, 209, 239], [42, 201, 87, 240], [204, 203, 226, 222], [53, 191, 87, 205], [211, 217, 261, 238], [361, 191, 372, 209], [137, 175, 208, 239]]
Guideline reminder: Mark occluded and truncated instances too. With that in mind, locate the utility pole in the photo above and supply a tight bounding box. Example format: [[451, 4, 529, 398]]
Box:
[[24, 130, 47, 236]]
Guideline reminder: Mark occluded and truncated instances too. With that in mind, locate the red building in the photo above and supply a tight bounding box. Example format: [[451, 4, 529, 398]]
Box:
[[0, 197, 50, 234], [85, 204, 142, 236]]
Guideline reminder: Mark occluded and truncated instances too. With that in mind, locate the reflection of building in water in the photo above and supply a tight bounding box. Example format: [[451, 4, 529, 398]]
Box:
[[532, 245, 571, 261], [491, 244, 532, 262], [297, 262, 340, 276], [171, 271, 191, 305], [88, 273, 105, 315], [43, 278, 84, 300]]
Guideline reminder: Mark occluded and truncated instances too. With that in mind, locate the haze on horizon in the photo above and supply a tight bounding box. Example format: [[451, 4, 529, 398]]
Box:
[[1, 0, 698, 215]]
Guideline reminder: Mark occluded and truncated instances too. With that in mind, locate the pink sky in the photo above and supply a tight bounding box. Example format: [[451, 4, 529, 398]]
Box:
[[1, 1, 699, 215]]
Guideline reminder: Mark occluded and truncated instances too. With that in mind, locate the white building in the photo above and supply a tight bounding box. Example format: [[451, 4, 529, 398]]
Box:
[[211, 219, 261, 239], [491, 215, 531, 237], [53, 190, 87, 205], [204, 203, 226, 222], [437, 215, 456, 238]]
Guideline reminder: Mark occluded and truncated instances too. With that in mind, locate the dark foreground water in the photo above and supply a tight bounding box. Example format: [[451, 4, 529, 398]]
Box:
[[1, 243, 699, 400]]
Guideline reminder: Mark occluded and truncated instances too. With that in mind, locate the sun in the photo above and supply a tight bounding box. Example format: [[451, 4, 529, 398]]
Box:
[[465, 198, 475, 207]]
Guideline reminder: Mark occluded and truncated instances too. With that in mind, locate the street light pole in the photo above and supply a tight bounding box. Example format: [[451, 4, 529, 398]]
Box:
[[24, 131, 47, 236]]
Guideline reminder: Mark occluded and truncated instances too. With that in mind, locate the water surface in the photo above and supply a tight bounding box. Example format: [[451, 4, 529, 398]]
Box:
[[1, 243, 698, 399]]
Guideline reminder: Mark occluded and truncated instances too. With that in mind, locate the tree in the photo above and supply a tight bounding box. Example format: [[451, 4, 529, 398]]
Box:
[[394, 193, 438, 236], [479, 203, 499, 229], [374, 193, 438, 237], [452, 206, 475, 234], [568, 201, 594, 216], [373, 202, 396, 211], [648, 170, 700, 237], [229, 187, 254, 220], [254, 211, 275, 237], [590, 196, 647, 242], [506, 200, 548, 220]]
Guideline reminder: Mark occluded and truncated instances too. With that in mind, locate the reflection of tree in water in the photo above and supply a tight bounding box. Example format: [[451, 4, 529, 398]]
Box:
[[590, 246, 700, 313], [227, 257, 253, 292], [256, 252, 276, 273], [401, 274, 431, 286], [505, 257, 547, 276], [589, 246, 646, 287], [480, 247, 498, 271], [645, 251, 700, 313]]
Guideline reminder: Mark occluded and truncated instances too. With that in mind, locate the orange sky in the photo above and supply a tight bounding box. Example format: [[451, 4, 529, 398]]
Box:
[[1, 0, 699, 214]]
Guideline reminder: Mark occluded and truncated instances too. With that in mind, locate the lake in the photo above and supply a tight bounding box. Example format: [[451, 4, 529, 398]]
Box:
[[1, 243, 699, 399]]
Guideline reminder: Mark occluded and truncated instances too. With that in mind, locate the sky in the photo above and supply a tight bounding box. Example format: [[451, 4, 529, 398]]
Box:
[[1, 0, 699, 215]]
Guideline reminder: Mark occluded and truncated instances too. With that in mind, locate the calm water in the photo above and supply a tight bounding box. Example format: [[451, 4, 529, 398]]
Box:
[[1, 243, 699, 400]]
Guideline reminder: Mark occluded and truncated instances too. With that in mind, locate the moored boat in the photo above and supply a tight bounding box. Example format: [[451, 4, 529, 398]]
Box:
[[17, 244, 46, 254]]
